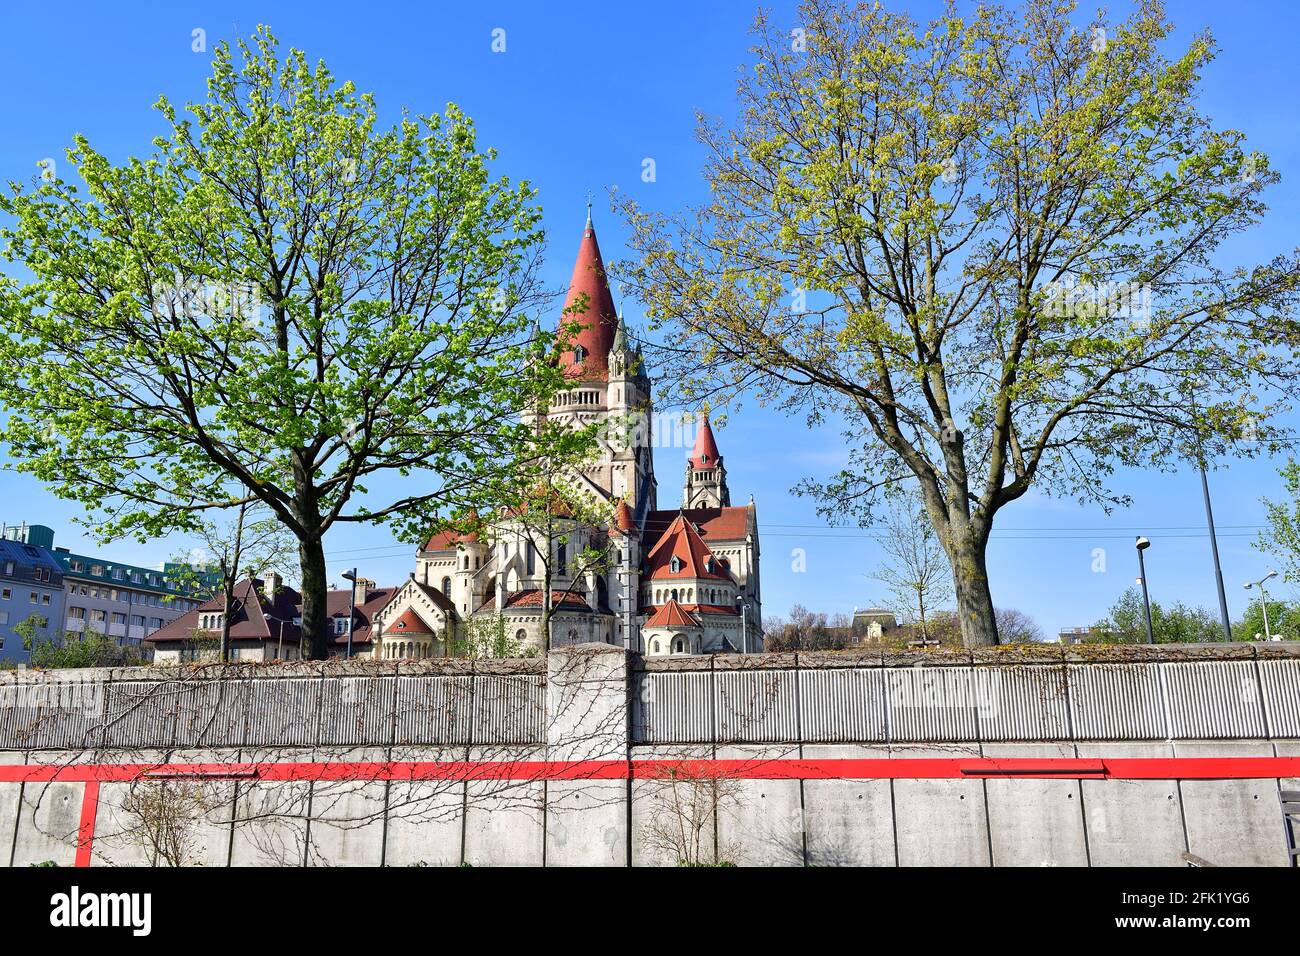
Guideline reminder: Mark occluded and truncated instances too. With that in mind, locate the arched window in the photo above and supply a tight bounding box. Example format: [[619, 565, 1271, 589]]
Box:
[[526, 542, 536, 575], [671, 588, 679, 602], [673, 638, 684, 654], [574, 344, 588, 362], [670, 555, 682, 573], [441, 576, 452, 596], [557, 541, 567, 576], [567, 627, 579, 644], [652, 640, 660, 653]]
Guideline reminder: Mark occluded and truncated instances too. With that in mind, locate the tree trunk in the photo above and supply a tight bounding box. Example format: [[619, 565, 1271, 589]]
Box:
[[949, 531, 998, 646], [220, 588, 233, 663], [299, 535, 329, 660]]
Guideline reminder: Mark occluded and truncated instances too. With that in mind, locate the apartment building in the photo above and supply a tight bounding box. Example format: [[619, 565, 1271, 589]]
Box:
[[2, 523, 215, 650], [0, 536, 66, 661]]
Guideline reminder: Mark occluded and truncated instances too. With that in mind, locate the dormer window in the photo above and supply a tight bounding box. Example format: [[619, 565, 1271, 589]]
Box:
[[700, 454, 709, 464], [573, 345, 588, 362], [704, 556, 714, 573], [670, 556, 682, 573]]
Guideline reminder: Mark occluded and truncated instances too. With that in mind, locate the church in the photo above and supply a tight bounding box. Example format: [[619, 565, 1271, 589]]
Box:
[[368, 213, 763, 658]]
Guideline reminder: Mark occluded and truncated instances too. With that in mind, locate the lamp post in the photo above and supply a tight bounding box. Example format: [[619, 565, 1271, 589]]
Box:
[[1135, 536, 1154, 644], [341, 568, 358, 659], [735, 592, 748, 654], [1244, 570, 1278, 640]]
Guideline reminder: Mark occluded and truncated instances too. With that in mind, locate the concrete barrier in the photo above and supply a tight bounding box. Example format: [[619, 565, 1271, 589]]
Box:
[[0, 644, 1297, 866]]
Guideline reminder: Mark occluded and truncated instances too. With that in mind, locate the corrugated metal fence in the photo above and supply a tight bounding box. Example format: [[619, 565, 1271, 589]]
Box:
[[632, 651, 1300, 744], [0, 648, 1297, 750]]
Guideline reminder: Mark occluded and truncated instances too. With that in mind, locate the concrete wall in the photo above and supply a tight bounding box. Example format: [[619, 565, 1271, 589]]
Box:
[[0, 643, 1297, 866]]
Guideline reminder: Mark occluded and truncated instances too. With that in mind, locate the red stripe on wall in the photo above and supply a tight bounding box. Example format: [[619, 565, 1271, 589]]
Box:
[[74, 780, 99, 868], [1, 755, 1298, 786]]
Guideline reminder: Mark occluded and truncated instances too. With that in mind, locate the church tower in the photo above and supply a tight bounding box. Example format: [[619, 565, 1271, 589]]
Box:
[[542, 209, 657, 517], [682, 412, 730, 508]]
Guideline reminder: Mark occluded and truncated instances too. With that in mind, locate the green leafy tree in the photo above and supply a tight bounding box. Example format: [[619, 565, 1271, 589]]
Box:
[[1092, 587, 1224, 643], [1234, 597, 1300, 642], [618, 0, 1300, 645], [455, 613, 539, 659], [0, 29, 585, 658], [1258, 460, 1300, 585]]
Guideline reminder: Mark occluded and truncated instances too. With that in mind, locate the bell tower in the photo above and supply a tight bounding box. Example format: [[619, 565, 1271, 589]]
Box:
[[682, 412, 729, 508]]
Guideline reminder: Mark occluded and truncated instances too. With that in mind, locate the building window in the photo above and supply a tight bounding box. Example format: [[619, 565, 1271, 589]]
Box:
[[574, 344, 588, 362], [1, 588, 9, 600], [441, 576, 451, 596], [670, 556, 682, 573], [3, 561, 12, 576], [28, 592, 38, 604]]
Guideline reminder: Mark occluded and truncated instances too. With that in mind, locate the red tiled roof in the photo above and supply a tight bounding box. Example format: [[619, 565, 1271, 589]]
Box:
[[479, 589, 593, 612], [612, 498, 636, 536], [644, 602, 739, 617], [645, 514, 733, 582], [145, 578, 395, 647], [643, 599, 700, 629], [557, 220, 619, 382], [387, 606, 436, 635], [687, 413, 722, 469], [643, 507, 749, 548], [423, 528, 480, 552]]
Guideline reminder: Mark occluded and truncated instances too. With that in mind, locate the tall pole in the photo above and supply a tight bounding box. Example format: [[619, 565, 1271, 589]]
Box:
[[1259, 580, 1273, 640], [1199, 465, 1232, 640], [346, 566, 357, 659], [1137, 545, 1155, 645], [1190, 386, 1231, 640]]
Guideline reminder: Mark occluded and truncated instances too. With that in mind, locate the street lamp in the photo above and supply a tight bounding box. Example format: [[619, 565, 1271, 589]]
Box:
[[1243, 570, 1279, 641], [735, 592, 748, 654], [1135, 536, 1154, 645], [341, 568, 358, 659]]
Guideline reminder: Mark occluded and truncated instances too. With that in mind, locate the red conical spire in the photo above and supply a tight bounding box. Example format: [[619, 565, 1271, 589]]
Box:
[[688, 412, 722, 470], [558, 209, 619, 381]]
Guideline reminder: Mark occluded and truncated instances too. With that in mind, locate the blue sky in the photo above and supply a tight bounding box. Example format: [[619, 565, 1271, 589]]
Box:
[[0, 0, 1297, 638]]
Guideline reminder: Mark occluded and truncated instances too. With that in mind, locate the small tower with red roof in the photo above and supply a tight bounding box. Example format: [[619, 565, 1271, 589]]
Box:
[[683, 411, 730, 508]]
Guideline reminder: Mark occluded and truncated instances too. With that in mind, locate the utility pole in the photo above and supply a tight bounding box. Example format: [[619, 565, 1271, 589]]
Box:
[[1190, 386, 1231, 640]]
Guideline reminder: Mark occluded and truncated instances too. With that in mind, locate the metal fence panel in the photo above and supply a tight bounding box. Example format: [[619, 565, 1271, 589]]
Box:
[[799, 668, 887, 742], [1067, 663, 1166, 740], [1163, 661, 1267, 739], [715, 669, 799, 743]]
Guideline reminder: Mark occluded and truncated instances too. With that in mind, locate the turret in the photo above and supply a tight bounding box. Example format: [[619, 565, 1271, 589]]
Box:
[[683, 412, 730, 508]]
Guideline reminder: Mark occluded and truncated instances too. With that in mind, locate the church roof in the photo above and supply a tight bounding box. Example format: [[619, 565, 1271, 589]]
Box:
[[557, 217, 619, 382], [388, 606, 437, 635], [478, 589, 595, 612], [645, 513, 733, 582], [611, 498, 636, 536], [643, 599, 701, 629], [687, 413, 722, 469], [644, 507, 750, 547]]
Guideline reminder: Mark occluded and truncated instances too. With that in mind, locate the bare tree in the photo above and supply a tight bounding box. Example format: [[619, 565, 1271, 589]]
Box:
[[995, 608, 1045, 644], [639, 756, 746, 866], [170, 500, 295, 662], [871, 495, 954, 644]]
